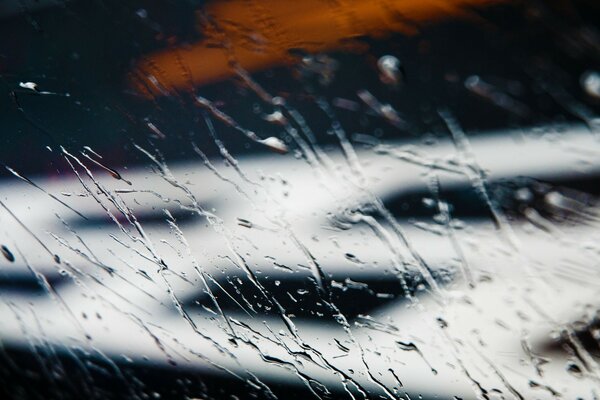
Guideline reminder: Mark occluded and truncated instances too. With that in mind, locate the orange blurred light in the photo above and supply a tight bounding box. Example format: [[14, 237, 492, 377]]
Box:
[[130, 0, 504, 98]]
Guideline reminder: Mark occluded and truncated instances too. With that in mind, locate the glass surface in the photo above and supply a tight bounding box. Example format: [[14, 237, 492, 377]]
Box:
[[1, 1, 600, 399]]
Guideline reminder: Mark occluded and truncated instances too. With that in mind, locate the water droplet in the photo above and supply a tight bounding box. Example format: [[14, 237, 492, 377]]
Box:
[[514, 187, 533, 202], [566, 361, 583, 377], [581, 70, 600, 99], [19, 81, 38, 91], [147, 122, 166, 139], [436, 317, 448, 328], [259, 137, 288, 154], [344, 253, 362, 264], [377, 55, 403, 85], [136, 8, 148, 19], [237, 218, 253, 228], [1, 245, 15, 262], [263, 111, 287, 125]]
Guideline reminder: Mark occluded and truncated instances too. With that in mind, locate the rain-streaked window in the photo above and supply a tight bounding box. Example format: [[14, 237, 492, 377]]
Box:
[[1, 1, 600, 399]]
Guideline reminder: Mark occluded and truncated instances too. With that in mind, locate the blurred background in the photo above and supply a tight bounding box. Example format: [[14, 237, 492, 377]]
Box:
[[1, 0, 598, 172], [1, 1, 600, 399]]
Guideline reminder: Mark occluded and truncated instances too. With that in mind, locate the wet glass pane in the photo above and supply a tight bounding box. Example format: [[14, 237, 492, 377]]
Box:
[[1, 1, 600, 399]]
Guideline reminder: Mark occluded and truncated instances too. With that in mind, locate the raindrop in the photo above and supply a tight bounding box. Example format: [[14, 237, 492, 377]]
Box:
[[147, 122, 166, 139], [272, 96, 285, 106], [377, 55, 404, 85], [514, 187, 533, 202], [581, 70, 600, 99], [1, 245, 15, 262], [237, 218, 253, 228], [436, 317, 448, 328], [263, 111, 287, 125], [344, 253, 362, 263], [136, 8, 148, 19], [19, 81, 38, 91], [565, 361, 583, 377], [259, 137, 288, 154]]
